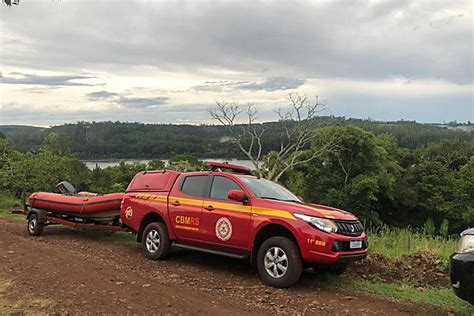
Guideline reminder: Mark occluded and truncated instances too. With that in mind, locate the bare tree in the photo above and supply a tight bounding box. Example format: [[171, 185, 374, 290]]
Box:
[[209, 93, 335, 181]]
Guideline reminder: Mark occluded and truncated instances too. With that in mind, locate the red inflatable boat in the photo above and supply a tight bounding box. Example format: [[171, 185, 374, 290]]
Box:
[[29, 182, 124, 222]]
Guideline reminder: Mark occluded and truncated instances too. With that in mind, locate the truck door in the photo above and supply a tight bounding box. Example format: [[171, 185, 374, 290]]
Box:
[[168, 174, 209, 242], [201, 175, 251, 250]]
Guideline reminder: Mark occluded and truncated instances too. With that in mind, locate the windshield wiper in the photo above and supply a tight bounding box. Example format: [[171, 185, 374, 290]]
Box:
[[282, 199, 302, 204], [260, 197, 301, 203], [259, 196, 283, 201]]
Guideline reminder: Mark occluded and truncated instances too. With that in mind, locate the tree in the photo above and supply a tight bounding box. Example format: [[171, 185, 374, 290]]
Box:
[[167, 154, 205, 172], [286, 126, 400, 224], [0, 150, 90, 196], [418, 139, 474, 171], [41, 132, 71, 156], [453, 157, 474, 226], [209, 93, 334, 181]]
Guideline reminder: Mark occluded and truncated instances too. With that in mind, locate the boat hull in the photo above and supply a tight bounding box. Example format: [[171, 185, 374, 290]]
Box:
[[29, 192, 124, 222]]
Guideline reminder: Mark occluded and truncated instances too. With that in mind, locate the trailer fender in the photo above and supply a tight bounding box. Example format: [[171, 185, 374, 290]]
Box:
[[27, 208, 48, 224]]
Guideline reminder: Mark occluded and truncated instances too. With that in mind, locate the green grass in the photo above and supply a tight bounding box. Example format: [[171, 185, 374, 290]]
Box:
[[368, 226, 458, 269], [0, 192, 23, 221], [319, 274, 474, 315]]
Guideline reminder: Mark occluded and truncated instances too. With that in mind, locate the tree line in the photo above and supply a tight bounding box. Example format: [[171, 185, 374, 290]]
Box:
[[1, 118, 472, 159]]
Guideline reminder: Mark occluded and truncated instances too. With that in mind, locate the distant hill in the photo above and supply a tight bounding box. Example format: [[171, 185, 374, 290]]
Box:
[[0, 125, 45, 134], [0, 125, 48, 152], [1, 119, 472, 159]]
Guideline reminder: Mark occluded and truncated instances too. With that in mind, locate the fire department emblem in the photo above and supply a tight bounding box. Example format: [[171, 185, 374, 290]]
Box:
[[215, 217, 232, 241], [124, 207, 133, 220]]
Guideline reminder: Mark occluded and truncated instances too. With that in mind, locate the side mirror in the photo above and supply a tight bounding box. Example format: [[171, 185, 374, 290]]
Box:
[[228, 190, 246, 202], [298, 196, 305, 203]]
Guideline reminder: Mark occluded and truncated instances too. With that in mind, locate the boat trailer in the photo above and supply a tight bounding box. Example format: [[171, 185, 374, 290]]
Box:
[[12, 192, 130, 236]]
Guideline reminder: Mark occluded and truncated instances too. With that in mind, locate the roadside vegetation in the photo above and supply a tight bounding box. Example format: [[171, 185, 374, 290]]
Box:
[[0, 193, 22, 221], [368, 226, 457, 269]]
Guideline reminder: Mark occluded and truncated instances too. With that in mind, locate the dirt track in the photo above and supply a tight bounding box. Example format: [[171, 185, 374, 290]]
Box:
[[0, 218, 444, 315]]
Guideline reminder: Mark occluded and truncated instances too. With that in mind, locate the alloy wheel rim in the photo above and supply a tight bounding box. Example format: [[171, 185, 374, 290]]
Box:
[[264, 247, 288, 278], [29, 218, 37, 232], [145, 229, 160, 253]]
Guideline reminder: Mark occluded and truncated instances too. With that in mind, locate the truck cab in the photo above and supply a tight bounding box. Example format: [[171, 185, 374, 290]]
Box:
[[121, 162, 368, 288]]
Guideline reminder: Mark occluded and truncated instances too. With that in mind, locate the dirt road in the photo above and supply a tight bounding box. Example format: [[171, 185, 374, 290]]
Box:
[[0, 218, 444, 315]]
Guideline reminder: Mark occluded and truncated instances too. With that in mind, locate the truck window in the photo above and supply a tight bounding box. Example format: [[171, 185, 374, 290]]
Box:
[[210, 176, 242, 200], [180, 175, 208, 197]]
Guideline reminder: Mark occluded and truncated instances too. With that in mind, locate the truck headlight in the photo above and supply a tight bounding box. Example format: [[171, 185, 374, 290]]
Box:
[[294, 213, 338, 233], [455, 235, 474, 254]]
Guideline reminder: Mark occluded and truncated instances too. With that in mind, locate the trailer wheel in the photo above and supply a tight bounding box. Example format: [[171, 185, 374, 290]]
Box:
[[27, 214, 44, 236], [142, 222, 170, 260], [257, 236, 302, 288]]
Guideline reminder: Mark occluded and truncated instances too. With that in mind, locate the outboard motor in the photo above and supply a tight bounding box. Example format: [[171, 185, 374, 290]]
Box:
[[57, 181, 77, 196]]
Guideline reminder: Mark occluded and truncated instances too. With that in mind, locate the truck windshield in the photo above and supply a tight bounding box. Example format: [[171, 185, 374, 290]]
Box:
[[240, 177, 301, 203]]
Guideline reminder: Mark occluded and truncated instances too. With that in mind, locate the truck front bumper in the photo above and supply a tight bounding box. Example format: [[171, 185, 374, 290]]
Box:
[[297, 225, 368, 265]]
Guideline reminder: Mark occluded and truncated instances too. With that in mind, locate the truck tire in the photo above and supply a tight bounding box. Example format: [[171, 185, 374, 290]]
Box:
[[27, 214, 44, 236], [142, 222, 170, 260], [257, 236, 302, 288]]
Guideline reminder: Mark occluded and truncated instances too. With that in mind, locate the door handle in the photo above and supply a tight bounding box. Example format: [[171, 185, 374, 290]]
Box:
[[171, 201, 181, 207], [204, 205, 215, 211]]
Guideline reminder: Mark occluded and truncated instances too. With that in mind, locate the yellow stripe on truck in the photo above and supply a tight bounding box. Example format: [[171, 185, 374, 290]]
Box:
[[134, 194, 296, 221], [252, 207, 296, 220]]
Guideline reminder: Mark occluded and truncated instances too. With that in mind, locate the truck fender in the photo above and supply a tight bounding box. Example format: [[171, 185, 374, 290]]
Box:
[[249, 219, 302, 267], [137, 211, 176, 243]]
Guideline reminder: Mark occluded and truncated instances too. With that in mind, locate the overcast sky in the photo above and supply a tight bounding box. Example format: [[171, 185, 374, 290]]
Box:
[[0, 0, 472, 126]]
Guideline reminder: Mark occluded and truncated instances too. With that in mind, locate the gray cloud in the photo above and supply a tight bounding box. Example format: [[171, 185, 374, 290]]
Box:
[[191, 77, 305, 92], [87, 90, 118, 100], [0, 1, 471, 84], [0, 73, 98, 86], [0, 1, 472, 125], [239, 77, 306, 92], [117, 96, 169, 108], [86, 91, 168, 108]]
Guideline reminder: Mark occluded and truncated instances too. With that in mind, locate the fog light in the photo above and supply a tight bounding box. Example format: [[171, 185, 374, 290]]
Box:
[[332, 241, 342, 252]]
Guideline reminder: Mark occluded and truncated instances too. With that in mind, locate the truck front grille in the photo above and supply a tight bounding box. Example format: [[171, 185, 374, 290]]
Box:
[[334, 220, 364, 237]]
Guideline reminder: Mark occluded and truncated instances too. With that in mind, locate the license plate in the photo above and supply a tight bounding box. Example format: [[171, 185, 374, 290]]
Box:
[[350, 240, 362, 249]]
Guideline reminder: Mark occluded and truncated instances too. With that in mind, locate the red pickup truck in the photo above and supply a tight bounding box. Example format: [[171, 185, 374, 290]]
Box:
[[121, 162, 368, 288]]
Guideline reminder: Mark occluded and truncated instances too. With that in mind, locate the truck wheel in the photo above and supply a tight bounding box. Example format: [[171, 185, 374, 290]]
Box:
[[257, 236, 302, 288], [142, 222, 170, 260], [27, 214, 44, 236]]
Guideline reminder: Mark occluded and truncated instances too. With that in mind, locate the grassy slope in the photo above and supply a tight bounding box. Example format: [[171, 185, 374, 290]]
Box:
[[0, 192, 472, 314], [320, 274, 474, 315], [368, 227, 457, 270], [0, 193, 23, 221]]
